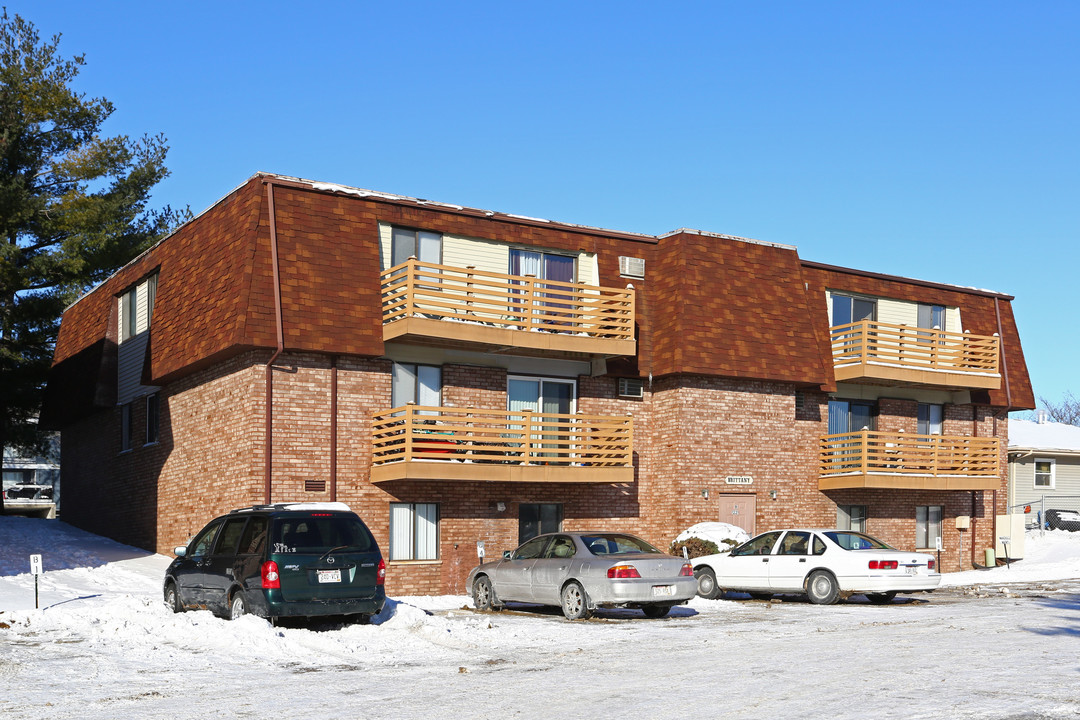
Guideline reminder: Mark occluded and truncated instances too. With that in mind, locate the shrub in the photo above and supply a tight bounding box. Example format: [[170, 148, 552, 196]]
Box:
[[670, 537, 721, 559]]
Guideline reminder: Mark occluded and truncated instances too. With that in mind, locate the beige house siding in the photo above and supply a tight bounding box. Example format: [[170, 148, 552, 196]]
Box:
[[1010, 455, 1080, 507]]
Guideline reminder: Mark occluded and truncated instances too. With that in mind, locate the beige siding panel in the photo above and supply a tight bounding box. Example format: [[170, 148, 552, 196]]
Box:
[[877, 297, 918, 327], [135, 280, 151, 335], [947, 307, 962, 333], [378, 223, 392, 270], [117, 332, 156, 405], [444, 234, 509, 275]]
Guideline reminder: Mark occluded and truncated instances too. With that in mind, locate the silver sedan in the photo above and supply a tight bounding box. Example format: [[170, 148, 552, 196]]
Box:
[[467, 532, 697, 620]]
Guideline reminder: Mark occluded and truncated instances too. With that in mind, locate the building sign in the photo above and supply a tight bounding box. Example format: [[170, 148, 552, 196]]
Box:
[[725, 476, 753, 485]]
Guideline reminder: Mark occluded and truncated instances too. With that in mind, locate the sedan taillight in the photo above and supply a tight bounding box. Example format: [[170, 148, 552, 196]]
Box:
[[868, 560, 899, 570], [607, 564, 642, 579], [928, 559, 935, 571], [261, 560, 281, 589], [679, 563, 694, 577]]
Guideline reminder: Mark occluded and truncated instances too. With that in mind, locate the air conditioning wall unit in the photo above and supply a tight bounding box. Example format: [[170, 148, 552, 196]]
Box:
[[618, 378, 644, 398], [618, 256, 645, 279]]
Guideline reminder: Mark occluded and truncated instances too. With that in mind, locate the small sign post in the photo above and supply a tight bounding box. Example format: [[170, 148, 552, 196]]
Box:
[[29, 554, 43, 609], [476, 541, 486, 565], [999, 536, 1011, 568]]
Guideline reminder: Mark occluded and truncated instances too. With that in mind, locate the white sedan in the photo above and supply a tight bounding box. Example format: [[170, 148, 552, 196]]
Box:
[[691, 529, 940, 605]]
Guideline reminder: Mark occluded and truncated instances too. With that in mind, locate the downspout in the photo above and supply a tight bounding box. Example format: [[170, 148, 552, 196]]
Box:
[[264, 180, 285, 504], [330, 356, 338, 502], [990, 297, 1014, 566]]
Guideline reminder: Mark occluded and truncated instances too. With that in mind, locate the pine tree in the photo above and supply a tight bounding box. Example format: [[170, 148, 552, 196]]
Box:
[[0, 10, 186, 511]]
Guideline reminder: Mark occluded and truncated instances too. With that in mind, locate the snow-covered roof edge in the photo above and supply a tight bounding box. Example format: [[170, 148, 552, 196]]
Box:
[[1008, 419, 1080, 453]]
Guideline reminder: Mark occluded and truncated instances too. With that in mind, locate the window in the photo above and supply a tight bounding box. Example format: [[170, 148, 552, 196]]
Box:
[[831, 293, 876, 327], [145, 393, 160, 445], [213, 518, 247, 555], [1034, 458, 1055, 489], [119, 273, 158, 343], [389, 503, 439, 561], [188, 522, 221, 557], [917, 403, 943, 436], [120, 403, 132, 452], [837, 505, 867, 533], [391, 227, 441, 267], [518, 503, 562, 544], [827, 399, 877, 434], [509, 249, 575, 322], [918, 303, 945, 332], [916, 505, 942, 549], [121, 287, 138, 342], [391, 363, 441, 411]]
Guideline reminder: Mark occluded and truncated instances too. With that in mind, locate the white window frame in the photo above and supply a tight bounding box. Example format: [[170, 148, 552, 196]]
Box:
[[389, 502, 440, 561], [916, 505, 943, 549], [1034, 458, 1056, 490]]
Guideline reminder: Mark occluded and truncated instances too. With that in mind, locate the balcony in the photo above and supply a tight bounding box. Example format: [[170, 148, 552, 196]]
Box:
[[370, 405, 634, 483], [830, 321, 1000, 390], [819, 430, 1001, 491], [380, 259, 635, 357]]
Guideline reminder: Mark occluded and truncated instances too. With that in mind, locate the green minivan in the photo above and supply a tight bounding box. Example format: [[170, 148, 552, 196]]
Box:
[[164, 503, 386, 623]]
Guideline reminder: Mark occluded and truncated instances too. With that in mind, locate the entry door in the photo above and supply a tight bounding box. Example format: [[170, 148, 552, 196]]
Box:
[[717, 494, 756, 535]]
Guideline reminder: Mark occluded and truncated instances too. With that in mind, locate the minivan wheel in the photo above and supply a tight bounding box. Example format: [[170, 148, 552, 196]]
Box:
[[164, 582, 181, 613], [229, 591, 247, 620]]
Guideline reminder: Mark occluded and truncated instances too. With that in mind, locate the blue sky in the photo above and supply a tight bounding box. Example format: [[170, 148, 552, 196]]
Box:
[[14, 2, 1079, 408]]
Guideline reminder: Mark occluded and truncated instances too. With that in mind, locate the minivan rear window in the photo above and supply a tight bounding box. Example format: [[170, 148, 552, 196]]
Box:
[[271, 515, 374, 554]]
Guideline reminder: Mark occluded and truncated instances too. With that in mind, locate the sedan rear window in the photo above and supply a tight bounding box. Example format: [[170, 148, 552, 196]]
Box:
[[582, 534, 661, 556], [272, 515, 374, 554], [824, 531, 893, 551]]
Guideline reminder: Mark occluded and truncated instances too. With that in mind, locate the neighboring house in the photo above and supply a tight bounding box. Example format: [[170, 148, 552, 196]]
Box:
[[2, 445, 60, 519], [41, 173, 1034, 591], [1008, 417, 1080, 523]]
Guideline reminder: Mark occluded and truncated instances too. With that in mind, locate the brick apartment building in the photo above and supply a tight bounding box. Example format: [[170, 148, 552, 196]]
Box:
[[42, 173, 1034, 593]]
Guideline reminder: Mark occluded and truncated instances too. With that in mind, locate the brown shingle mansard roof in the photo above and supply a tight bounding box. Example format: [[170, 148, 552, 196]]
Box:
[[41, 173, 1034, 429]]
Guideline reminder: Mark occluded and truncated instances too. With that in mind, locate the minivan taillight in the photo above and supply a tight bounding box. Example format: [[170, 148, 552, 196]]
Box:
[[261, 560, 281, 589], [377, 557, 386, 586]]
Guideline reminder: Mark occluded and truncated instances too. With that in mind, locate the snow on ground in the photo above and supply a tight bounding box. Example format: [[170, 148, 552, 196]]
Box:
[[2, 517, 1080, 720]]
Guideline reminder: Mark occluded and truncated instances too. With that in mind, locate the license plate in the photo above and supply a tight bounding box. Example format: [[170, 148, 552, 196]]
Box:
[[905, 566, 918, 576], [317, 569, 341, 584], [652, 585, 675, 597]]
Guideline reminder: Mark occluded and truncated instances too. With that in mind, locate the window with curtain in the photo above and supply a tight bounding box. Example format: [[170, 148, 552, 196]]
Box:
[[392, 363, 441, 413], [917, 403, 943, 436], [916, 505, 942, 549], [837, 505, 867, 532], [389, 503, 439, 561]]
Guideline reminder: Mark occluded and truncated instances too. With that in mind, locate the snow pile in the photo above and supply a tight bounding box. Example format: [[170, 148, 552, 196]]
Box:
[[675, 521, 749, 549], [941, 528, 1080, 586]]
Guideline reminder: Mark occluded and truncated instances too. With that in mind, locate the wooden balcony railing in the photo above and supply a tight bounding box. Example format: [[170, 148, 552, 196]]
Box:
[[819, 429, 1001, 491], [380, 259, 635, 355], [830, 320, 1000, 389], [370, 404, 634, 483]]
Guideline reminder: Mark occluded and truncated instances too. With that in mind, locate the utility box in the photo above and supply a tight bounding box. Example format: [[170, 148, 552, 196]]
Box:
[[955, 515, 971, 530], [995, 514, 1025, 560]]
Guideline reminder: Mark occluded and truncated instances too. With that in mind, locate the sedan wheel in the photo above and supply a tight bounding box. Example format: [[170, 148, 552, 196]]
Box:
[[806, 570, 840, 605], [694, 566, 720, 600], [473, 576, 496, 611], [866, 591, 898, 605], [229, 591, 247, 620], [560, 581, 592, 621]]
